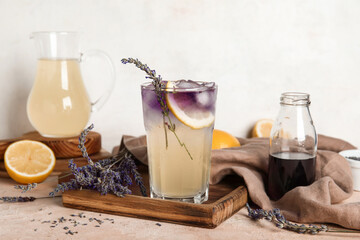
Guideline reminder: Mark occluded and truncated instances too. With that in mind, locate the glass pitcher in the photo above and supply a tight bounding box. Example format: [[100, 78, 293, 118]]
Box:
[[27, 31, 115, 137]]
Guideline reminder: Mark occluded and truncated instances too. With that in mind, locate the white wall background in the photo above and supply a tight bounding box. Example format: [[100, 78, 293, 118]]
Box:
[[0, 0, 359, 151]]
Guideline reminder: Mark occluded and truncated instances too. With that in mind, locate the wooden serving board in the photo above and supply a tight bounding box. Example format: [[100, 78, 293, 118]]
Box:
[[61, 165, 248, 228], [0, 131, 101, 159]]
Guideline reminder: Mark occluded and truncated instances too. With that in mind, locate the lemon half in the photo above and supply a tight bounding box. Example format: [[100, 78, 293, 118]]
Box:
[[4, 140, 56, 184], [252, 119, 274, 138]]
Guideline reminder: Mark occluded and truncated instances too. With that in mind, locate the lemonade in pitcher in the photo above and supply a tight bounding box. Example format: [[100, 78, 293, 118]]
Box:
[[27, 59, 91, 137], [141, 80, 217, 203], [27, 32, 115, 137]]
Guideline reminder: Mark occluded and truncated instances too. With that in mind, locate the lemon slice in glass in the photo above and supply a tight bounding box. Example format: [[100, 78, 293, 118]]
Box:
[[166, 80, 215, 129], [4, 140, 56, 184]]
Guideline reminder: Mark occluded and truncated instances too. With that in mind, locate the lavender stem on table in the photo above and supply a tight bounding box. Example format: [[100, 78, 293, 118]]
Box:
[[246, 203, 360, 234], [0, 196, 61, 203]]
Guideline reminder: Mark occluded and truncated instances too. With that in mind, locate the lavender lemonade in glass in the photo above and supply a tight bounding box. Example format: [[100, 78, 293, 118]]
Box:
[[141, 80, 217, 203]]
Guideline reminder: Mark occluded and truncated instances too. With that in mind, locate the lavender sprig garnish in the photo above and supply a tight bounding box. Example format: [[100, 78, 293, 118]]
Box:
[[246, 203, 360, 234], [49, 124, 146, 197], [14, 183, 38, 193], [121, 58, 193, 160]]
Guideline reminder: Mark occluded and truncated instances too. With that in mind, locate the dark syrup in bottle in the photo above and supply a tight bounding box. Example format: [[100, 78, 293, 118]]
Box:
[[267, 152, 316, 201]]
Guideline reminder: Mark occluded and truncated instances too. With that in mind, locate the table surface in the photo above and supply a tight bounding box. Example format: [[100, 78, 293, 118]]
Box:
[[1, 175, 360, 240]]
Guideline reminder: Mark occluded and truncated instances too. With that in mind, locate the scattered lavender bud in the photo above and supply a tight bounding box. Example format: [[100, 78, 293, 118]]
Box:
[[104, 218, 114, 223], [94, 218, 103, 225], [14, 183, 38, 193], [156, 223, 162, 226], [65, 230, 77, 235]]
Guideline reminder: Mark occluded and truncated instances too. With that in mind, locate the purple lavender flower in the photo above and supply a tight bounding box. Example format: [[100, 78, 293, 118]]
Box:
[[50, 125, 146, 197], [246, 203, 328, 234], [14, 183, 38, 193], [0, 196, 36, 202]]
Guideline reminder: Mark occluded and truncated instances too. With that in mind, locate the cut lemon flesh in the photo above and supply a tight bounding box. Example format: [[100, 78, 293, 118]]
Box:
[[212, 129, 241, 150], [4, 140, 55, 184], [252, 119, 274, 138], [166, 81, 215, 129]]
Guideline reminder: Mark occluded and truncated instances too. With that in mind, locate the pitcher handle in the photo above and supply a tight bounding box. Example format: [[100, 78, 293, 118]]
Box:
[[80, 50, 116, 112]]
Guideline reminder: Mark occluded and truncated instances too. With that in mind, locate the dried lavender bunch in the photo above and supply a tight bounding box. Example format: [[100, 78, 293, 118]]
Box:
[[121, 58, 193, 160], [14, 183, 38, 193], [49, 124, 146, 197], [246, 203, 360, 234]]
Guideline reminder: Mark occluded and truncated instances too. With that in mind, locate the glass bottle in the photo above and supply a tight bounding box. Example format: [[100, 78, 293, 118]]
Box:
[[267, 92, 317, 201]]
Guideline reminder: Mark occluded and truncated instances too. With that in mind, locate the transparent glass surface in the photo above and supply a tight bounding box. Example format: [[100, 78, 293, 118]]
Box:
[[141, 80, 217, 204], [268, 92, 317, 200], [27, 32, 115, 137]]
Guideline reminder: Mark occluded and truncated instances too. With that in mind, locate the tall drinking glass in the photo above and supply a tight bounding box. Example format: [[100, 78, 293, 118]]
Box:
[[141, 80, 217, 204]]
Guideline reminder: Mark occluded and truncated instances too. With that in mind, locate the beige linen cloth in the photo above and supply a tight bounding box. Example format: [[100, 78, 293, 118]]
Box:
[[122, 134, 360, 230]]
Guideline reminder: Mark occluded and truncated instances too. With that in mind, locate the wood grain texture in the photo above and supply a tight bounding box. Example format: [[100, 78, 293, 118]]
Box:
[[61, 165, 248, 228], [0, 131, 101, 159]]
